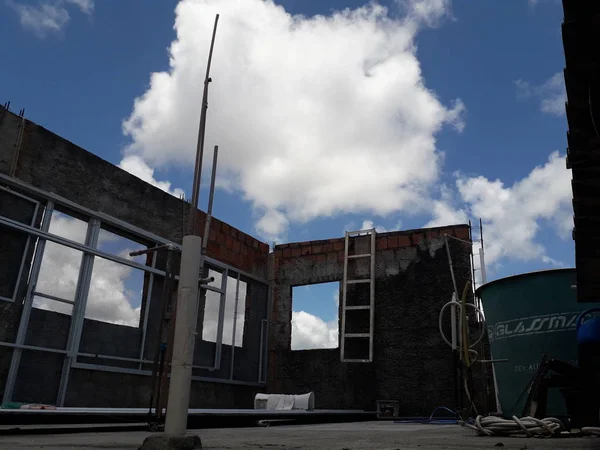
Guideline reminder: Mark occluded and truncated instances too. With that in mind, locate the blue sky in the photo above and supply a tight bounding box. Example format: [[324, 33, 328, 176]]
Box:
[[1, 0, 573, 347]]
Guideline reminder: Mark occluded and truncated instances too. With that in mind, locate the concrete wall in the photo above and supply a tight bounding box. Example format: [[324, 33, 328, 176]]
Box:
[[0, 106, 270, 408], [269, 226, 474, 415]]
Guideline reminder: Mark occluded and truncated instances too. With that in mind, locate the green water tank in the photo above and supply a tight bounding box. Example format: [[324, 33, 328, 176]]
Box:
[[475, 268, 589, 418]]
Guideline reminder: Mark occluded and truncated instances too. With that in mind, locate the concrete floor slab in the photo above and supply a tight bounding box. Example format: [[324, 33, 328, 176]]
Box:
[[0, 422, 598, 449]]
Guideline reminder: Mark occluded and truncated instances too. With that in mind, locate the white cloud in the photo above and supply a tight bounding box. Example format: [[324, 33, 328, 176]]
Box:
[[35, 213, 248, 344], [119, 155, 185, 198], [64, 0, 93, 14], [429, 152, 572, 268], [122, 0, 465, 238], [343, 219, 403, 234], [33, 213, 141, 327], [201, 270, 246, 347], [292, 285, 339, 350], [527, 0, 560, 8], [515, 72, 566, 117], [425, 185, 468, 228], [255, 209, 289, 244], [291, 311, 338, 350], [7, 0, 93, 37]]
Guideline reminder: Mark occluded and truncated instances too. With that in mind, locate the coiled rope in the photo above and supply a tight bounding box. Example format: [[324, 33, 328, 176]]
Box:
[[462, 415, 600, 438], [462, 415, 564, 437]]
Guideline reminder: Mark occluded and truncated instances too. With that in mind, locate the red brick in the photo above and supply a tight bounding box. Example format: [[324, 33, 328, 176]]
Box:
[[222, 223, 231, 234], [398, 235, 411, 247], [216, 232, 225, 244], [323, 243, 334, 252], [310, 244, 322, 254], [327, 252, 338, 263], [253, 241, 259, 249], [455, 227, 470, 241], [387, 235, 399, 248], [275, 250, 283, 258], [230, 228, 238, 238], [241, 245, 248, 256], [427, 230, 440, 240], [233, 240, 241, 252], [376, 237, 388, 250], [225, 235, 234, 249], [412, 233, 424, 245], [283, 248, 292, 258], [338, 251, 345, 262], [301, 246, 312, 256], [333, 241, 344, 251], [209, 228, 218, 242], [291, 248, 302, 257], [315, 254, 327, 263]]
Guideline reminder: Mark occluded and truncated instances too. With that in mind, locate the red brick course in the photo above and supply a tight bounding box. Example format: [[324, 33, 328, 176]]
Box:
[[274, 225, 471, 266], [192, 211, 269, 277]]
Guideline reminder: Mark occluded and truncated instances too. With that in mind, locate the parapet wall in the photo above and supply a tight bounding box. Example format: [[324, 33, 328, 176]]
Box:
[[269, 225, 473, 414]]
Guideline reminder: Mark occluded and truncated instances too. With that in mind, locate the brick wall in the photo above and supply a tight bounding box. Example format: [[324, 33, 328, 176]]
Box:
[[0, 106, 270, 279], [0, 106, 270, 408], [195, 214, 270, 277], [269, 225, 476, 415]]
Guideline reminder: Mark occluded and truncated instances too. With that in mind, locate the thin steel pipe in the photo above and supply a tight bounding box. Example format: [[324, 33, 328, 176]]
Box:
[[187, 14, 220, 235]]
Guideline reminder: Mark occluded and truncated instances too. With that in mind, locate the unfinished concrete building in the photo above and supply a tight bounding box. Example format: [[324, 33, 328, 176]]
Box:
[[0, 105, 475, 416]]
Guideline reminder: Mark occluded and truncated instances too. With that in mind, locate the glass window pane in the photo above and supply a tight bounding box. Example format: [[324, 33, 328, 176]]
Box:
[[86, 256, 147, 328], [48, 210, 88, 243], [202, 290, 221, 343], [97, 226, 153, 266], [36, 241, 84, 301]]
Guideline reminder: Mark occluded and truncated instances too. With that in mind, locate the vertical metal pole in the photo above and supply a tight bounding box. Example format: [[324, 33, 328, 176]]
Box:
[[163, 13, 219, 438], [450, 292, 458, 351], [164, 235, 203, 436], [2, 201, 54, 404], [444, 235, 459, 298], [187, 15, 220, 235], [56, 217, 100, 406], [229, 272, 241, 380], [369, 229, 376, 362], [340, 232, 349, 361], [138, 252, 157, 370], [201, 145, 218, 255], [258, 319, 267, 383], [214, 269, 228, 369], [479, 219, 487, 284]]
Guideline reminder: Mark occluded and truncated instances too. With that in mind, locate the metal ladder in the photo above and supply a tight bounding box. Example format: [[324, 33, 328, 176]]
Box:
[[340, 228, 376, 363]]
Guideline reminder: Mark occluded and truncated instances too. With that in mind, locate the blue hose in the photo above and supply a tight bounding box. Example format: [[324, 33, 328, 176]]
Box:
[[393, 407, 459, 425]]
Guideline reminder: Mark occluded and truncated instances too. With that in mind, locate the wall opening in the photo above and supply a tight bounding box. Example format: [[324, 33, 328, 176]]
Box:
[[201, 268, 246, 348], [291, 281, 340, 350]]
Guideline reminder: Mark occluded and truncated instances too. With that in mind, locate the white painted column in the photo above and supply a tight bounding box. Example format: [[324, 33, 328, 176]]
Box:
[[164, 235, 203, 436]]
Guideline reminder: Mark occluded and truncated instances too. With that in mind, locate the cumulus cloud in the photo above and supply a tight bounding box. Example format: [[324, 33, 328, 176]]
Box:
[[34, 212, 246, 346], [201, 271, 246, 347], [122, 0, 466, 239], [6, 0, 93, 37], [292, 286, 339, 350], [427, 151, 572, 268], [119, 155, 185, 198], [33, 213, 143, 327], [515, 72, 566, 116], [291, 311, 338, 350]]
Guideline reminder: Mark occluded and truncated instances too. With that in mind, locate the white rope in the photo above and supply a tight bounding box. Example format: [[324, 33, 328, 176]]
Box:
[[462, 415, 600, 438], [462, 415, 565, 437], [582, 427, 600, 437]]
